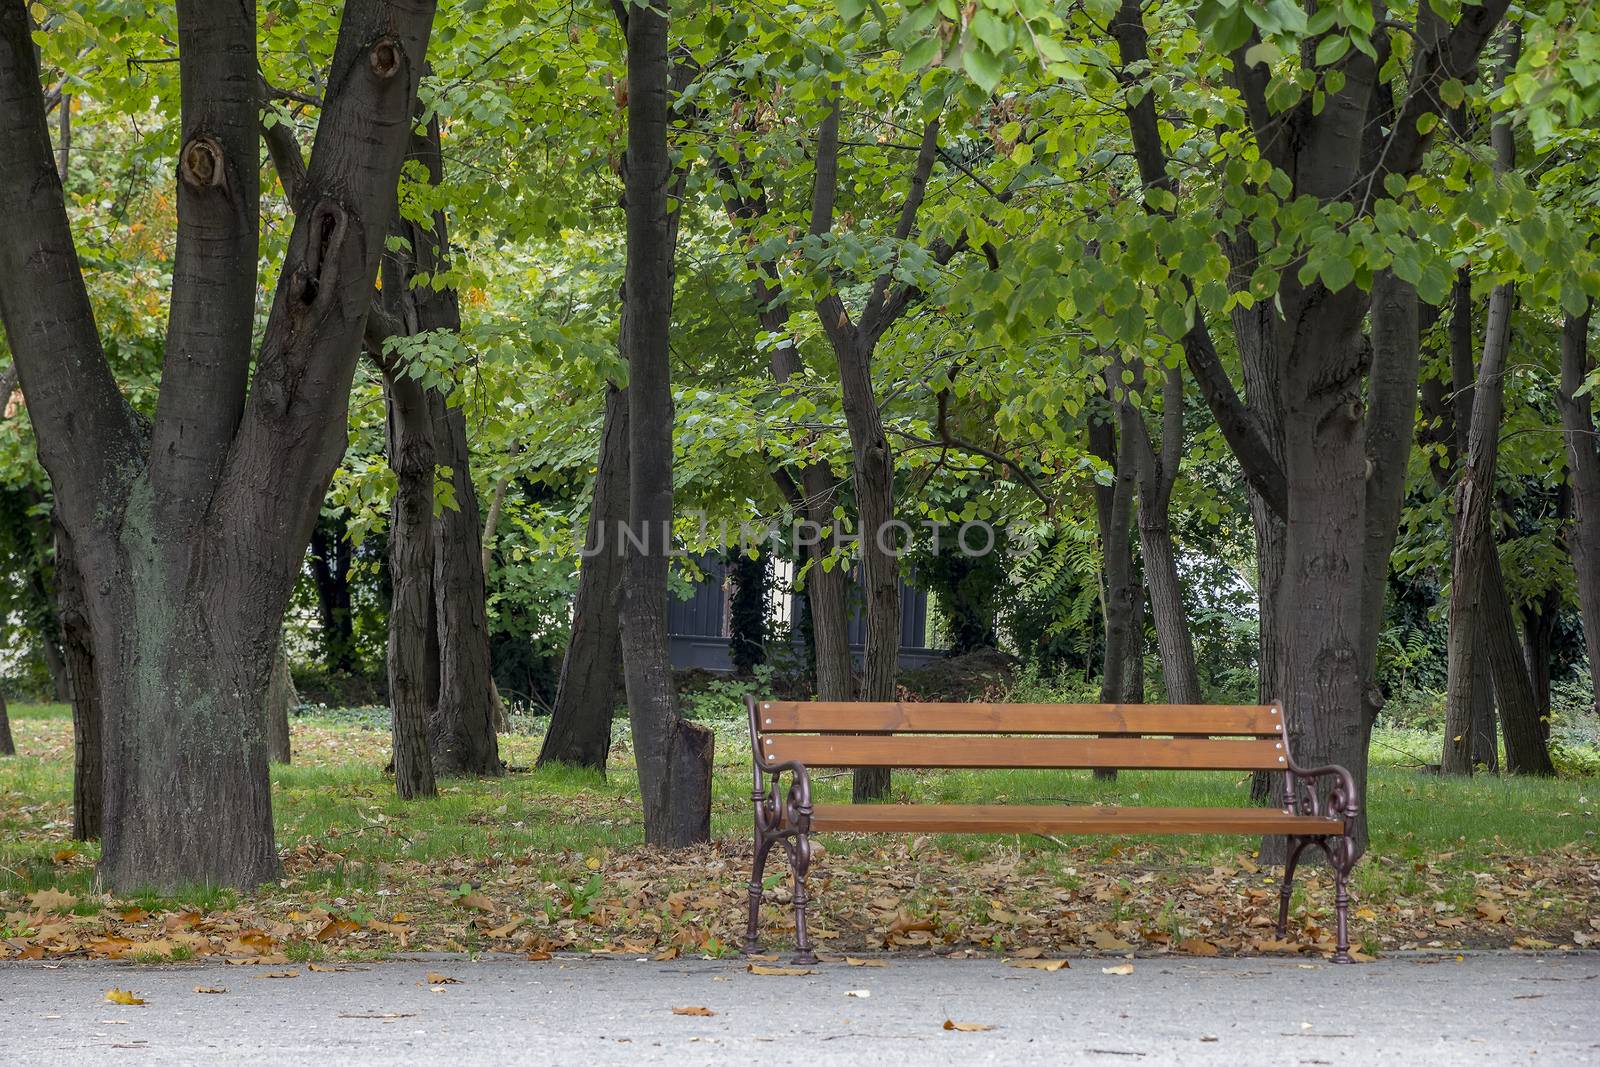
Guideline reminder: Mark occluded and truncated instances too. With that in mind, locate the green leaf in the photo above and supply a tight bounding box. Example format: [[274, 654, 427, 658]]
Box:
[[962, 45, 1006, 93], [1314, 34, 1350, 67]]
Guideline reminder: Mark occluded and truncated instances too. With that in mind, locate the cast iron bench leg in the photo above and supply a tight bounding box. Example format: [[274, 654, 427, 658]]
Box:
[[787, 832, 817, 965], [744, 831, 775, 955], [1331, 835, 1356, 964]]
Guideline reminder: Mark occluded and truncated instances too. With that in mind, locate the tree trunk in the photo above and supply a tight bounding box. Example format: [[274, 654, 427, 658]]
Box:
[[1278, 285, 1375, 855], [1123, 361, 1200, 704], [1444, 276, 1554, 776], [0, 0, 439, 889], [838, 328, 899, 802], [428, 389, 502, 775], [1520, 581, 1560, 734], [1558, 308, 1600, 716], [0, 690, 12, 756], [308, 513, 358, 674], [728, 546, 768, 676], [1092, 396, 1141, 780], [384, 372, 439, 800], [616, 0, 712, 847], [266, 638, 296, 765], [54, 519, 100, 839], [540, 382, 629, 771]]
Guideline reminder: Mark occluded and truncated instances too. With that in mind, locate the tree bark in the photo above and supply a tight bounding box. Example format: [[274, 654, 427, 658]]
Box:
[[728, 546, 768, 676], [427, 389, 502, 775], [1091, 396, 1141, 780], [401, 115, 502, 778], [1122, 361, 1200, 704], [0, 0, 439, 889], [1437, 272, 1500, 771], [383, 371, 440, 800], [54, 519, 100, 839], [806, 102, 944, 802], [616, 0, 713, 847], [1558, 308, 1600, 716], [266, 638, 296, 765], [540, 383, 629, 771], [1443, 33, 1551, 776], [1444, 277, 1554, 776], [0, 690, 12, 756], [308, 513, 358, 674]]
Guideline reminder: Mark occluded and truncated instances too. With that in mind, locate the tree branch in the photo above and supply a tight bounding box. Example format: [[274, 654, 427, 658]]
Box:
[[0, 0, 143, 533], [147, 0, 263, 538], [1109, 0, 1287, 517]]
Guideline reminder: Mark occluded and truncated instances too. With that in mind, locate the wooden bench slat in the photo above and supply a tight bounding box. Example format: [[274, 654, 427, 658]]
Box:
[[807, 804, 1343, 835], [760, 735, 1285, 771], [755, 701, 1281, 736]]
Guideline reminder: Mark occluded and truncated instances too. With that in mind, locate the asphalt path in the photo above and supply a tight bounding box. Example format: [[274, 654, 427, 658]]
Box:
[[2, 952, 1596, 1065]]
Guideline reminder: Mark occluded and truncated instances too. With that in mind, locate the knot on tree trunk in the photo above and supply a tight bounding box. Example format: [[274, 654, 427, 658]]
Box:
[[369, 37, 403, 79], [179, 136, 225, 189]]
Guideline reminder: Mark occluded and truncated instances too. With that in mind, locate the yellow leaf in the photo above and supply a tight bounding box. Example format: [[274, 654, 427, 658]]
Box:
[[1101, 963, 1135, 975], [844, 956, 889, 968], [943, 1020, 994, 1032], [425, 973, 459, 985], [257, 971, 299, 979], [104, 988, 145, 1005], [671, 1006, 715, 1016], [193, 986, 227, 994], [585, 856, 602, 870], [1178, 938, 1220, 957], [1007, 958, 1069, 971]]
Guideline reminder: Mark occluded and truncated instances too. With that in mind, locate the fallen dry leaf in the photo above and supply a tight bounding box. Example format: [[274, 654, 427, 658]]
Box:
[[943, 1020, 994, 1032], [845, 989, 871, 998], [747, 964, 814, 976], [845, 956, 889, 968], [458, 892, 496, 913], [257, 970, 298, 979], [1101, 963, 1135, 975], [671, 1006, 714, 1016], [1007, 958, 1069, 971], [30, 889, 77, 913], [104, 988, 145, 1005], [1178, 938, 1220, 957], [425, 972, 460, 985], [193, 986, 227, 994]]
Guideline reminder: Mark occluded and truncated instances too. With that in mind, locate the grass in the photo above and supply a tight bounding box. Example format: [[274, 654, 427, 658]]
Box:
[[1, 702, 1596, 961]]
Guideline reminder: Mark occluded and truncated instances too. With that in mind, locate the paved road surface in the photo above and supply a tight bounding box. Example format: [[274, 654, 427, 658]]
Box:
[[2, 953, 1596, 1065]]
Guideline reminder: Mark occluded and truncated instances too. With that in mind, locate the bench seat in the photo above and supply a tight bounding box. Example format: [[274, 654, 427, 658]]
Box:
[[806, 804, 1344, 836]]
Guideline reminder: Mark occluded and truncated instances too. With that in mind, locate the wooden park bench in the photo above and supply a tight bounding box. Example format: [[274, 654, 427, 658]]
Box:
[[742, 697, 1360, 964]]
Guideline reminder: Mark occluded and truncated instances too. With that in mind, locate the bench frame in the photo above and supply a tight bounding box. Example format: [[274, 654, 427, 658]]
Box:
[[742, 695, 1361, 964]]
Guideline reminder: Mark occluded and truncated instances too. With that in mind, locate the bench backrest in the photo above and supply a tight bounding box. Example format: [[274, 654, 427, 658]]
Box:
[[748, 700, 1288, 772]]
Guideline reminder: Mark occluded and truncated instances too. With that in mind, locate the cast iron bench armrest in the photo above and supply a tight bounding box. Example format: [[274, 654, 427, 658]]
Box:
[[1284, 757, 1359, 821]]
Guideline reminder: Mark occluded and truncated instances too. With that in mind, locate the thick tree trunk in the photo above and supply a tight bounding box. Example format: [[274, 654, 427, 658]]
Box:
[[0, 692, 12, 756], [1558, 309, 1600, 715], [1278, 284, 1375, 855], [54, 520, 101, 838], [616, 0, 712, 846], [384, 373, 439, 800], [540, 382, 629, 771], [266, 639, 296, 765], [308, 514, 358, 674], [0, 0, 438, 890]]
